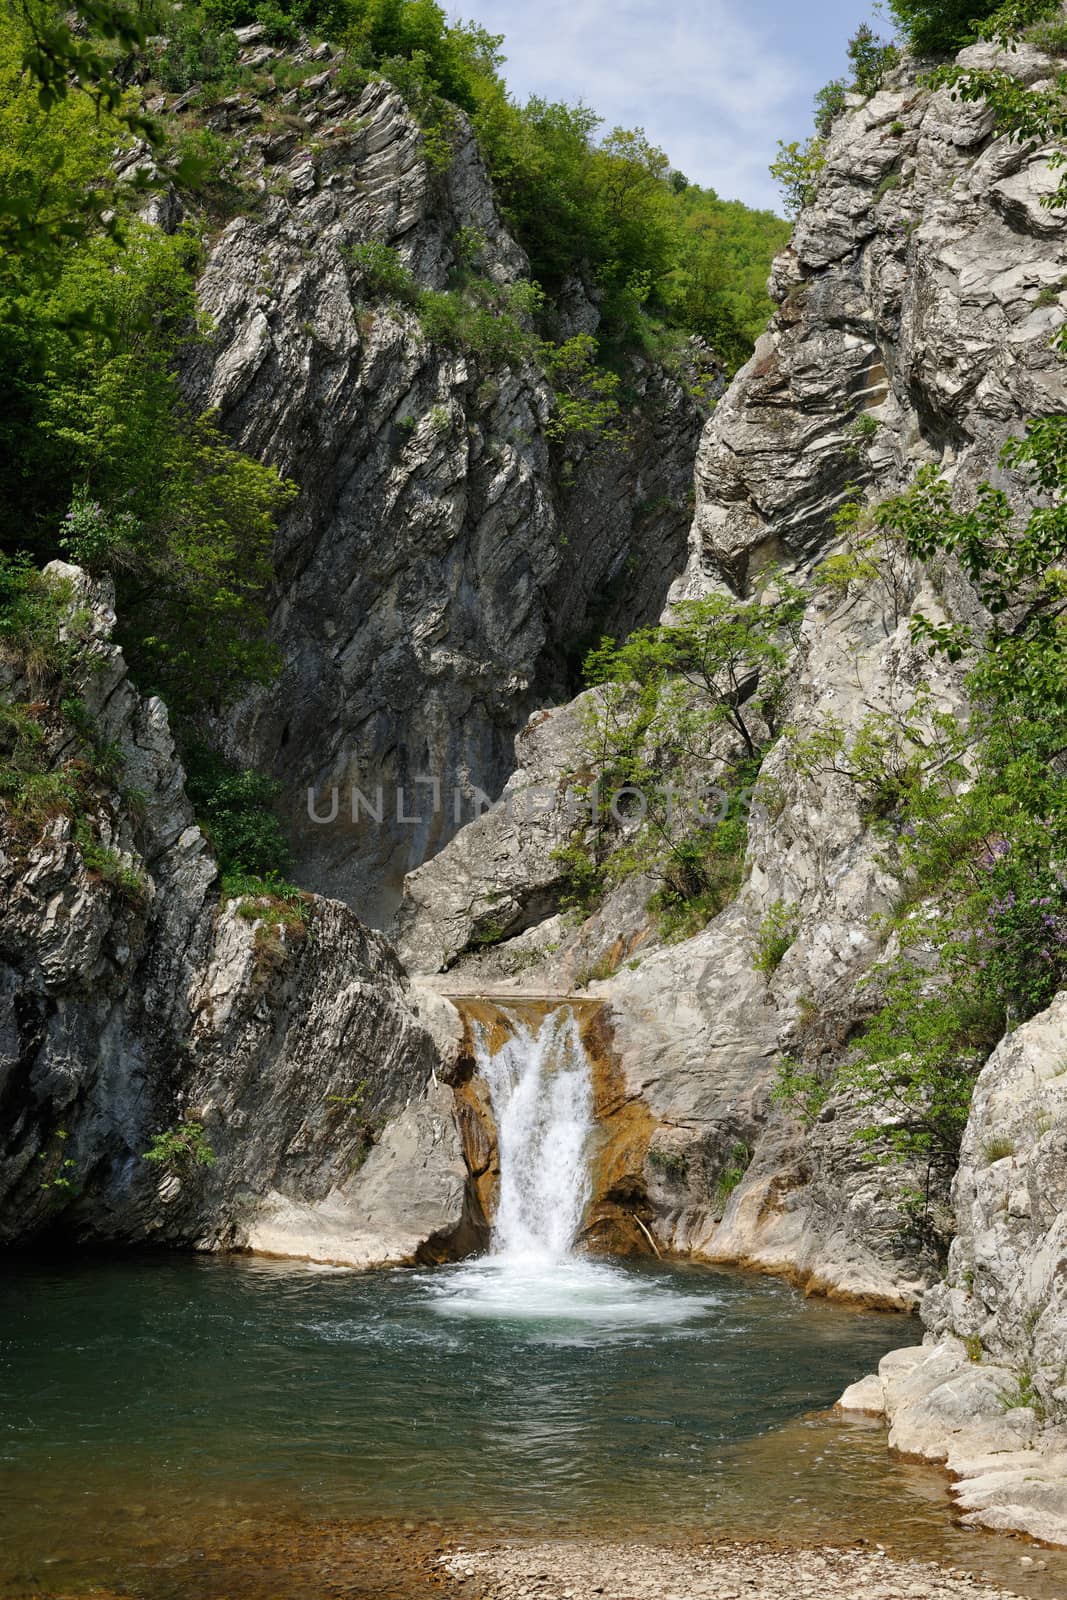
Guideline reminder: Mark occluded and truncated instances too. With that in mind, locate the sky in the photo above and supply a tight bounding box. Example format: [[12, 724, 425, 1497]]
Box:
[[454, 0, 886, 212]]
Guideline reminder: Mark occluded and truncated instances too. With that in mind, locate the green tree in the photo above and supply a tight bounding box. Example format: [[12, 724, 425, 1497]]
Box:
[[770, 137, 825, 217]]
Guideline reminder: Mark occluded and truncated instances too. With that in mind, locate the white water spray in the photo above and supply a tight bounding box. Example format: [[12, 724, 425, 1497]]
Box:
[[423, 1001, 718, 1333], [475, 1006, 594, 1262]]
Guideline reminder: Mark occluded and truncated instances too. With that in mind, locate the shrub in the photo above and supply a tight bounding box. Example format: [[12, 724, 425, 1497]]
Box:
[[771, 1055, 829, 1126], [344, 239, 420, 304], [0, 556, 79, 688], [814, 79, 848, 138], [998, 1366, 1045, 1418], [847, 23, 898, 95], [647, 1147, 688, 1181], [541, 334, 623, 446], [847, 412, 880, 448], [752, 899, 799, 977], [143, 1120, 216, 1171], [714, 1141, 752, 1209], [552, 836, 606, 916], [73, 820, 150, 907], [888, 0, 1006, 54], [418, 277, 542, 364], [152, 11, 241, 94], [770, 136, 825, 217], [183, 745, 293, 881]]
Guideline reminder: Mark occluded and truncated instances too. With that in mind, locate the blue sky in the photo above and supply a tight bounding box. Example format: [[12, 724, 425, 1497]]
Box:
[[455, 0, 886, 212]]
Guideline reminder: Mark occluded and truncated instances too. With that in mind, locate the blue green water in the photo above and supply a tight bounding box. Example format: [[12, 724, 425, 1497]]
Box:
[[1, 1252, 1064, 1598]]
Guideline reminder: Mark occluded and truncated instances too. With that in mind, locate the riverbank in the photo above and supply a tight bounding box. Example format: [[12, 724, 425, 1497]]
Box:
[[438, 1539, 1040, 1600]]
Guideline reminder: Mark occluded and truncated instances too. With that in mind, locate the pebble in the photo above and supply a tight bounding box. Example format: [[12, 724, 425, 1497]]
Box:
[[438, 1540, 1025, 1600]]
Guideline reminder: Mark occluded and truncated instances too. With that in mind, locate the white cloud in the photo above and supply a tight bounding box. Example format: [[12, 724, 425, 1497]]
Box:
[[458, 0, 807, 208]]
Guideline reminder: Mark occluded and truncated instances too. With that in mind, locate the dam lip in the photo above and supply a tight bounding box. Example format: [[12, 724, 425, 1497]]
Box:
[[428, 987, 607, 1006]]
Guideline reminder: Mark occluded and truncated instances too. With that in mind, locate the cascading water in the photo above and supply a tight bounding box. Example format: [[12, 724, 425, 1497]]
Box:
[[478, 1005, 593, 1262], [424, 1001, 717, 1332]]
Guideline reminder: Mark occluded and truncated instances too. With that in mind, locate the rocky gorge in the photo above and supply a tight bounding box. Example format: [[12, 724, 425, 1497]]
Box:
[[4, 2, 1067, 1579]]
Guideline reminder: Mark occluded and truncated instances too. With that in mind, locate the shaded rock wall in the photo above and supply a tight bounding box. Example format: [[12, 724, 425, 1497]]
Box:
[[178, 71, 706, 926]]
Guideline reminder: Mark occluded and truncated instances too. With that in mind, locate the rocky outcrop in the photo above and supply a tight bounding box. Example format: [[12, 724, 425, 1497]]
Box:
[[675, 39, 1067, 605], [839, 992, 1067, 1545], [0, 566, 482, 1265], [176, 64, 707, 926]]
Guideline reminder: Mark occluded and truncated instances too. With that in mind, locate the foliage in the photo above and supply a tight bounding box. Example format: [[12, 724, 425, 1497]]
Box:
[[924, 2, 1067, 209], [183, 744, 293, 881], [982, 1134, 1015, 1163], [0, 0, 164, 297], [771, 1054, 830, 1126], [345, 238, 420, 305], [770, 137, 826, 217], [752, 898, 800, 977], [888, 0, 1013, 54], [153, 9, 241, 94], [540, 335, 623, 445], [142, 1120, 217, 1171], [419, 276, 543, 364], [813, 23, 900, 138], [647, 1146, 688, 1181], [74, 819, 149, 906], [2, 206, 296, 714], [585, 582, 805, 764], [553, 836, 606, 916], [555, 584, 802, 937], [0, 560, 148, 880], [37, 1127, 79, 1199], [813, 489, 914, 633], [998, 1366, 1045, 1418], [0, 553, 78, 687], [848, 24, 899, 94], [814, 78, 849, 138], [803, 418, 1067, 1181], [713, 1141, 751, 1208]]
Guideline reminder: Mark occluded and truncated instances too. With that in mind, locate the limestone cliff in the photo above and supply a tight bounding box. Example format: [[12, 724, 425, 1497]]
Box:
[[174, 58, 709, 926], [839, 994, 1067, 1546]]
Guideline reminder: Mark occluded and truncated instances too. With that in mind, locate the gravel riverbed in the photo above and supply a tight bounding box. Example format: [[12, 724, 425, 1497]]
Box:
[[439, 1539, 1041, 1600]]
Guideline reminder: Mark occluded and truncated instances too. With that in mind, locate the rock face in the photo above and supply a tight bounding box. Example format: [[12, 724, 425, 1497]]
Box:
[[677, 40, 1067, 604], [396, 36, 1067, 1315], [0, 567, 481, 1266], [179, 72, 707, 927], [838, 994, 1067, 1545]]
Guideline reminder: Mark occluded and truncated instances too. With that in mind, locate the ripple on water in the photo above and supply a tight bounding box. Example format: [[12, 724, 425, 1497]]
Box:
[[3, 1254, 1067, 1600]]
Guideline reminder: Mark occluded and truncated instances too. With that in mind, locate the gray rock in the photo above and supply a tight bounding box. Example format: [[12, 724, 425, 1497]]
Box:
[[0, 569, 482, 1268], [180, 82, 707, 926]]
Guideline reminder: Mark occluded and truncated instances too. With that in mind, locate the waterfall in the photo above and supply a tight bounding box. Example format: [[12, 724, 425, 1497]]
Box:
[[424, 999, 716, 1331], [473, 1006, 593, 1261]]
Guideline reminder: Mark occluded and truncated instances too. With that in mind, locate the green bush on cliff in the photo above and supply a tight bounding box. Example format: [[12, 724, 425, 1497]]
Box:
[[804, 420, 1067, 1188], [888, 0, 1012, 54], [183, 744, 293, 882], [0, 14, 295, 722], [554, 586, 803, 937], [143, 1121, 216, 1171]]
